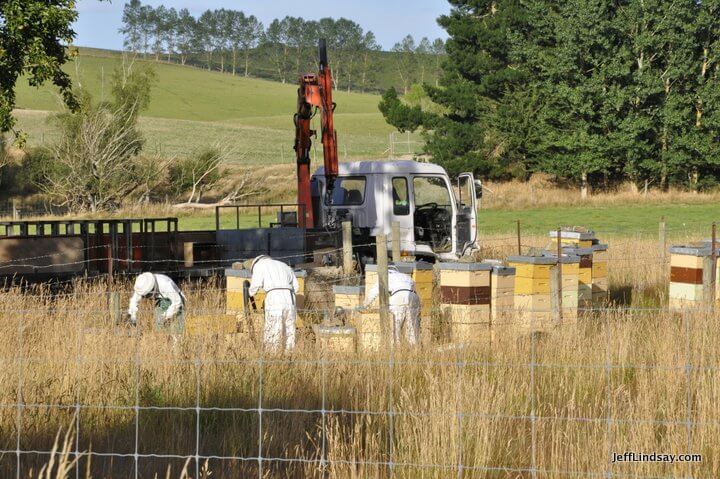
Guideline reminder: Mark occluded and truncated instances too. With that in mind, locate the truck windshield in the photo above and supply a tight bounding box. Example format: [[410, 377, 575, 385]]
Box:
[[413, 176, 452, 207], [326, 177, 366, 205]]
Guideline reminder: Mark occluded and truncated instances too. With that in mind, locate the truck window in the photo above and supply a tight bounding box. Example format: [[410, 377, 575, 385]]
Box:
[[413, 176, 452, 207], [392, 177, 409, 215], [326, 177, 366, 206], [457, 175, 472, 209]]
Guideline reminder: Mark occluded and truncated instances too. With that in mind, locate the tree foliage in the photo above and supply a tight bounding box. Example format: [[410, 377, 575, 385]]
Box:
[[0, 0, 101, 138], [380, 0, 720, 190]]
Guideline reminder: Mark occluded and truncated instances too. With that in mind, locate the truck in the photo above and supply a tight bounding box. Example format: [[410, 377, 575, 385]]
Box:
[[296, 40, 481, 262]]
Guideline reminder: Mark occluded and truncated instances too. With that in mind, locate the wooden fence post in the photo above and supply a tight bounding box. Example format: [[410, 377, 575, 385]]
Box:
[[391, 222, 401, 263], [342, 221, 353, 275], [659, 216, 667, 264], [376, 234, 390, 342]]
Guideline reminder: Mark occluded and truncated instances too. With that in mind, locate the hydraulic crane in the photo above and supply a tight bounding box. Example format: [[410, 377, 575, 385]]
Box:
[[294, 39, 338, 228]]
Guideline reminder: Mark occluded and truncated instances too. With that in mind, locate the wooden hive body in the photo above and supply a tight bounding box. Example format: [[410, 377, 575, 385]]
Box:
[[668, 245, 720, 309], [313, 325, 357, 354], [438, 262, 492, 343]]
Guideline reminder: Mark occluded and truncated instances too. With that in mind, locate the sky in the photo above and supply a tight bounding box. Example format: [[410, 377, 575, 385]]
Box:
[[75, 0, 450, 51]]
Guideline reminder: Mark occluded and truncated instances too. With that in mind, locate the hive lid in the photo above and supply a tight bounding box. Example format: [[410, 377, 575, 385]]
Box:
[[541, 252, 581, 263], [491, 265, 516, 276], [590, 244, 608, 252], [313, 324, 356, 335], [668, 245, 716, 256], [548, 230, 596, 240], [561, 246, 594, 256], [507, 255, 558, 265], [366, 261, 434, 273], [438, 262, 493, 271], [225, 268, 252, 278], [333, 285, 364, 295]]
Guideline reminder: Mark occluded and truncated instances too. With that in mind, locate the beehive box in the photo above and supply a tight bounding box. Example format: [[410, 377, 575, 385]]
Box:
[[668, 245, 720, 309], [313, 325, 357, 354], [333, 285, 364, 309], [438, 262, 492, 342], [541, 252, 581, 320], [185, 314, 237, 336], [508, 255, 577, 331], [563, 247, 594, 309], [590, 244, 609, 307], [549, 229, 597, 248], [225, 268, 307, 315], [352, 309, 386, 353], [490, 265, 515, 326]]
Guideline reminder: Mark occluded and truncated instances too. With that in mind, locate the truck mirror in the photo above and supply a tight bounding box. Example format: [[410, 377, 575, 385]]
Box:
[[474, 180, 483, 199]]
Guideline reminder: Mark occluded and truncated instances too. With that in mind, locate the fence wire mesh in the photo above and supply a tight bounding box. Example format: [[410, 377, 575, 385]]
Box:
[[0, 226, 717, 478]]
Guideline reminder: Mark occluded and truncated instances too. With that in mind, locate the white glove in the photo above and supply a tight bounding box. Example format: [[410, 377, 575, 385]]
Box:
[[128, 313, 137, 325]]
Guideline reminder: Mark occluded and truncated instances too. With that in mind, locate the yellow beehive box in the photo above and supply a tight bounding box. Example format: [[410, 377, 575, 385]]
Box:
[[438, 263, 492, 306], [225, 268, 306, 315], [510, 263, 553, 279], [313, 325, 357, 354], [185, 314, 237, 336], [549, 229, 597, 249], [515, 277, 551, 295], [350, 309, 387, 353], [491, 265, 515, 323], [333, 285, 364, 309]]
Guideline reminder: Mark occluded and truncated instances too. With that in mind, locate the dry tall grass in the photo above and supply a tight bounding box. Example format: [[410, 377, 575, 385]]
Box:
[[482, 174, 720, 210], [0, 235, 718, 478]]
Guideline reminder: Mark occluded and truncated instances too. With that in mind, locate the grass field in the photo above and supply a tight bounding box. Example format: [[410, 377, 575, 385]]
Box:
[[13, 49, 422, 164], [1, 235, 718, 478]]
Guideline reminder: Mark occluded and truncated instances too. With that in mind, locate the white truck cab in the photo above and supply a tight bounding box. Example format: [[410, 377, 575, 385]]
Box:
[[311, 160, 480, 260]]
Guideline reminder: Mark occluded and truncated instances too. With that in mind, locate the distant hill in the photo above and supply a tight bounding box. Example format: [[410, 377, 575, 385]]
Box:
[[14, 48, 422, 165]]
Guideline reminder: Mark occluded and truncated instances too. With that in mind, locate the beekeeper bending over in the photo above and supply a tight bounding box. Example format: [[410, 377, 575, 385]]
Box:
[[246, 255, 299, 352], [128, 272, 187, 334], [364, 266, 421, 345]]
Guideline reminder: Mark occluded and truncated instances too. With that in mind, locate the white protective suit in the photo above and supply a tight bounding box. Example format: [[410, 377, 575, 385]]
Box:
[[128, 273, 187, 333], [364, 268, 421, 345], [249, 257, 299, 351]]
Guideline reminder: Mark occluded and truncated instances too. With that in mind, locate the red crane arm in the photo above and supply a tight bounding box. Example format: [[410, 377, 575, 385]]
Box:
[[293, 39, 339, 229]]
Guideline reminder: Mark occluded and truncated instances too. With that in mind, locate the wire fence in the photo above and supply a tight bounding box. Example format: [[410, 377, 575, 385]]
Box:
[[0, 229, 718, 478]]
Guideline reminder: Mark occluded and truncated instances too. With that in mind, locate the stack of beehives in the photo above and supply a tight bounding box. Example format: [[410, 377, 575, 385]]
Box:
[[490, 264, 516, 327], [507, 253, 580, 331], [331, 285, 383, 353], [668, 245, 720, 309], [438, 263, 494, 342], [551, 229, 609, 309]]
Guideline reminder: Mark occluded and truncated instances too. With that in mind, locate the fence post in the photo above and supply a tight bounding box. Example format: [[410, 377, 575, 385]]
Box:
[[12, 199, 18, 221], [108, 292, 121, 325], [516, 220, 522, 255], [391, 222, 401, 262], [342, 221, 353, 276], [376, 234, 390, 342], [659, 216, 666, 264], [184, 242, 194, 268]]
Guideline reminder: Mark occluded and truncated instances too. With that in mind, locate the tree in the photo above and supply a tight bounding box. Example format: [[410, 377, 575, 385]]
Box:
[[264, 18, 291, 83], [237, 14, 263, 77], [175, 8, 196, 66], [392, 35, 418, 94], [197, 10, 218, 70], [42, 62, 158, 212], [359, 32, 382, 93], [120, 0, 143, 53], [430, 38, 445, 87], [0, 0, 93, 137], [162, 7, 178, 63], [416, 37, 432, 84]]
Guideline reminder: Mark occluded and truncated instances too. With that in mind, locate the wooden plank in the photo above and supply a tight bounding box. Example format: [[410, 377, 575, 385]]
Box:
[[440, 285, 491, 305], [670, 266, 704, 285]]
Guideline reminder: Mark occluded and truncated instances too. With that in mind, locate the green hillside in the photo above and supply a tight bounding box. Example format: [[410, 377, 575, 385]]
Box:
[[14, 49, 421, 164]]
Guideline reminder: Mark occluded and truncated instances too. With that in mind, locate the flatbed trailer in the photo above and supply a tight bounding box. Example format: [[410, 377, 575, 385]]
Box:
[[0, 204, 340, 284]]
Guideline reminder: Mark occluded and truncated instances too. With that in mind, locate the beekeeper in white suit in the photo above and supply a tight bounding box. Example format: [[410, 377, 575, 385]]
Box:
[[363, 266, 421, 345], [245, 255, 299, 352], [128, 272, 187, 334]]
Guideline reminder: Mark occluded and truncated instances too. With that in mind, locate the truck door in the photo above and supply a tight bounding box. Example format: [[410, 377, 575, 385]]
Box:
[[455, 173, 478, 254], [390, 176, 413, 252]]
